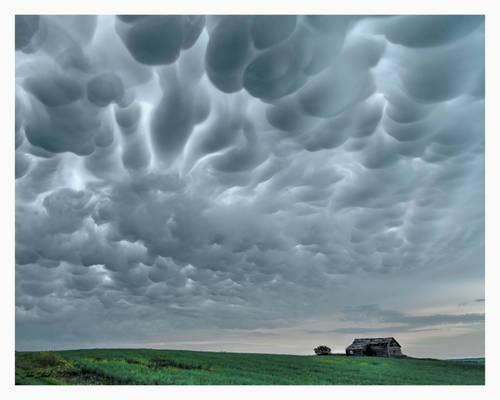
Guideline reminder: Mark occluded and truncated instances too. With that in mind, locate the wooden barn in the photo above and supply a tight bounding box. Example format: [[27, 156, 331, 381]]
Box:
[[345, 337, 403, 357]]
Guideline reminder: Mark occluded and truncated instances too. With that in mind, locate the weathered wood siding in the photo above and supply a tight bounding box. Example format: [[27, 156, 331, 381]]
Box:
[[345, 337, 403, 357], [388, 346, 402, 356]]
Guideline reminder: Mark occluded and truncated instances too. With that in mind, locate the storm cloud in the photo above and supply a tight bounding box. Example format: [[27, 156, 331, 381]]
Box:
[[15, 15, 484, 357]]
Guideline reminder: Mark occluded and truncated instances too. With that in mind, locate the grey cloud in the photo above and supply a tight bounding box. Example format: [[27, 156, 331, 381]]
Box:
[[210, 120, 266, 173], [115, 102, 141, 132], [384, 88, 433, 124], [320, 305, 486, 334], [150, 65, 209, 161], [383, 15, 484, 48], [205, 16, 254, 93], [15, 152, 31, 179], [42, 188, 94, 232], [397, 30, 484, 103], [184, 97, 243, 168], [15, 15, 484, 354], [15, 15, 40, 50], [23, 68, 84, 107], [250, 15, 297, 49], [24, 97, 110, 155], [115, 16, 203, 66], [308, 326, 441, 335], [266, 98, 317, 134], [243, 43, 307, 100], [304, 15, 355, 35], [86, 72, 125, 107], [298, 57, 374, 118]]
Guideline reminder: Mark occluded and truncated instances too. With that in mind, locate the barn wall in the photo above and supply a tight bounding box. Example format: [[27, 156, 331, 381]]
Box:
[[389, 346, 402, 356], [346, 348, 364, 356], [373, 346, 388, 357], [345, 340, 403, 357]]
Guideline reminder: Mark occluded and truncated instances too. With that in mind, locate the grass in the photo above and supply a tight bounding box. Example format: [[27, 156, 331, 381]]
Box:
[[15, 348, 485, 385]]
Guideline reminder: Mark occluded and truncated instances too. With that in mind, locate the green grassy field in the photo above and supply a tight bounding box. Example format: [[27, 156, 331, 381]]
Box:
[[15, 348, 485, 385]]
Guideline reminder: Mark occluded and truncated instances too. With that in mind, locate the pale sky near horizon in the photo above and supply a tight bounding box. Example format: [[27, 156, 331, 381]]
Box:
[[15, 15, 484, 358]]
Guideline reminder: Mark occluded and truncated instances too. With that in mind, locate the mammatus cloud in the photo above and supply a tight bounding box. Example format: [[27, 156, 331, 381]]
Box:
[[15, 15, 484, 356]]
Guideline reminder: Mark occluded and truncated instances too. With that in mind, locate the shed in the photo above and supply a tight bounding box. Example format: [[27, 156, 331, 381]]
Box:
[[345, 337, 403, 357]]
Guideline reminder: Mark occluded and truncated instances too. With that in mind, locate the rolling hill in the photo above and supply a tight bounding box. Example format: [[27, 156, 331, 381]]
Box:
[[15, 348, 485, 385]]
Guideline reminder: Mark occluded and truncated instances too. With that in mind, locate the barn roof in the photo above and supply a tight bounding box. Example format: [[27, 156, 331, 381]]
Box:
[[346, 337, 401, 349]]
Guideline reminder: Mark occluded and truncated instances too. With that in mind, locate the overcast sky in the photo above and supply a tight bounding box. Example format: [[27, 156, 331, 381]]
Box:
[[15, 15, 484, 358]]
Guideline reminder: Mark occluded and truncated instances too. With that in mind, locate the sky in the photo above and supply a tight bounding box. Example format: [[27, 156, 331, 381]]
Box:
[[14, 15, 484, 358]]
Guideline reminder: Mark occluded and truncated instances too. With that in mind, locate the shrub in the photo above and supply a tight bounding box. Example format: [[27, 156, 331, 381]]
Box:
[[16, 351, 78, 378], [314, 345, 332, 356]]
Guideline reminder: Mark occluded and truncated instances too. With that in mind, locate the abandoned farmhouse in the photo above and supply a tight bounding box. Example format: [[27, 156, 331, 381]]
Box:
[[346, 337, 403, 357]]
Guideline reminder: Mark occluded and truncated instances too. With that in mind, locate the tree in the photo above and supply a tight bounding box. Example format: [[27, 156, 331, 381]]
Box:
[[314, 345, 332, 355]]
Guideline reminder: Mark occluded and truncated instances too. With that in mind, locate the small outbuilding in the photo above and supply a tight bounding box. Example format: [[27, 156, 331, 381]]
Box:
[[346, 337, 403, 357]]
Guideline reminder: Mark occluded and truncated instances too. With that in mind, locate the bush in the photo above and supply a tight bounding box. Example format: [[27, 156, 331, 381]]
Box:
[[16, 352, 78, 378], [314, 345, 332, 356]]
